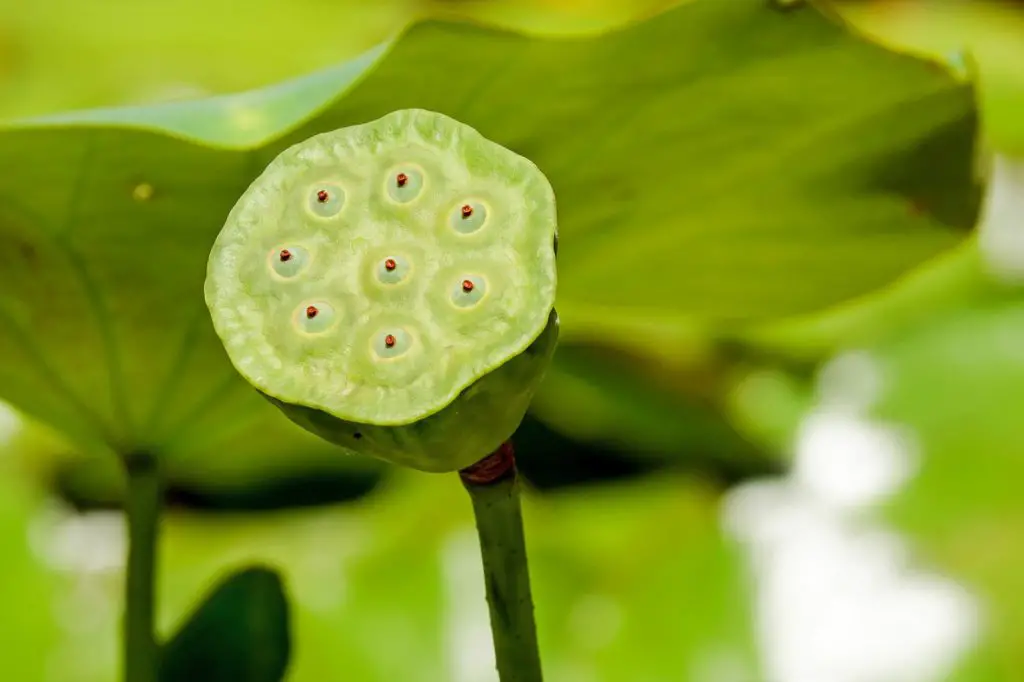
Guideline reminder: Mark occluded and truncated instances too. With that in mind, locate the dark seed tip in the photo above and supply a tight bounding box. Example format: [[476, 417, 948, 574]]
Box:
[[316, 190, 329, 203], [384, 258, 397, 272], [461, 204, 473, 219], [279, 249, 292, 262], [461, 279, 474, 293], [306, 305, 318, 319], [396, 173, 408, 187], [384, 334, 397, 348]]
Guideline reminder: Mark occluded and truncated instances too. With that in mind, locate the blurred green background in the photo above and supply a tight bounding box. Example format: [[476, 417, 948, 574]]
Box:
[[1, 0, 1023, 680]]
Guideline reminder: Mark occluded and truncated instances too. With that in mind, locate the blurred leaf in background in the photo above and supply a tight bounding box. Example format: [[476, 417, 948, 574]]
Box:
[[160, 566, 291, 682], [0, 0, 412, 120], [815, 0, 1024, 155]]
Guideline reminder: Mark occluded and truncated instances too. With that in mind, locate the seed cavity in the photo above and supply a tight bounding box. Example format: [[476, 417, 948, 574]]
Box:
[[452, 275, 487, 308], [451, 200, 487, 234], [295, 300, 336, 334], [307, 182, 345, 218], [376, 254, 411, 285], [385, 165, 424, 204], [373, 328, 411, 359], [269, 245, 309, 279]]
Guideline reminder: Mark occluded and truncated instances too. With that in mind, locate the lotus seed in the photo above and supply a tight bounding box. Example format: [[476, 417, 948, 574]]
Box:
[[452, 275, 487, 308], [386, 166, 424, 204], [375, 254, 411, 285], [269, 245, 309, 278], [295, 301, 337, 335], [372, 327, 413, 360], [307, 183, 345, 218], [451, 201, 488, 234]]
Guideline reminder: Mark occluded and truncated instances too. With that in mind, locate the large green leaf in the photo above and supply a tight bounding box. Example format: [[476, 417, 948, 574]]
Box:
[[160, 566, 291, 682], [0, 0, 979, 467], [816, 0, 1024, 155]]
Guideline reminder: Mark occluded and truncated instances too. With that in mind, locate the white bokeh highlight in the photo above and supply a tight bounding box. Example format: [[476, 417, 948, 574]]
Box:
[[442, 529, 499, 682], [979, 153, 1024, 282], [793, 410, 918, 512], [724, 351, 982, 682], [0, 401, 21, 450]]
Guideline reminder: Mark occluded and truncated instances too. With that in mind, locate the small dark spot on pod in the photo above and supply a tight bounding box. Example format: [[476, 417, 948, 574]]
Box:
[[353, 431, 363, 440], [384, 334, 397, 348], [462, 279, 474, 293], [461, 204, 473, 219], [384, 258, 397, 272], [316, 190, 329, 203], [279, 249, 292, 262], [396, 173, 408, 187], [306, 305, 319, 319]]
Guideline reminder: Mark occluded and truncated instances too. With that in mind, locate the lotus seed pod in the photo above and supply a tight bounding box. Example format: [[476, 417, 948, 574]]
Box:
[[204, 109, 559, 473]]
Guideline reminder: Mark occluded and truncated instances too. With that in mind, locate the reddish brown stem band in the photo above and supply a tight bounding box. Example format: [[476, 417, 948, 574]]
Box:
[[460, 441, 515, 485]]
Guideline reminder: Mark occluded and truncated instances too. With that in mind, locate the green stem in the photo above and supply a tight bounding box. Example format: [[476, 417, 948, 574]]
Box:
[[460, 443, 543, 682], [123, 453, 162, 682]]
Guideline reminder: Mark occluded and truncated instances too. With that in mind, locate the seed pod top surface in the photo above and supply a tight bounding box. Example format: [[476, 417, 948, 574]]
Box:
[[205, 109, 557, 426]]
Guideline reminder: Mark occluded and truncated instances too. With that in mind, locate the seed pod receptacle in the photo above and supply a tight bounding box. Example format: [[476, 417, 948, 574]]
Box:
[[205, 109, 559, 472]]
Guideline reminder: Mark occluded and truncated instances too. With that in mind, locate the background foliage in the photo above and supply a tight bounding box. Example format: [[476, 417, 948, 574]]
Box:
[[1, 0, 1022, 680]]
